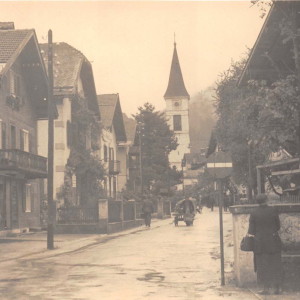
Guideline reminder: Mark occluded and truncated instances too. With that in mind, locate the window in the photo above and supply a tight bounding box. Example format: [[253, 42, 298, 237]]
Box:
[[23, 184, 33, 212], [200, 148, 206, 156], [173, 115, 182, 131], [104, 145, 108, 162], [20, 129, 29, 152], [10, 125, 16, 149], [67, 121, 72, 148], [2, 123, 6, 149], [109, 147, 114, 161]]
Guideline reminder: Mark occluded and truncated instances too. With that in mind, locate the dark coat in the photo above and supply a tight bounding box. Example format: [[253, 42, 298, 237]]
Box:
[[142, 200, 154, 214], [248, 204, 282, 254]]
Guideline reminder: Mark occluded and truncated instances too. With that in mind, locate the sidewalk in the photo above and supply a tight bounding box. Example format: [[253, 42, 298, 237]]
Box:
[[0, 218, 171, 264]]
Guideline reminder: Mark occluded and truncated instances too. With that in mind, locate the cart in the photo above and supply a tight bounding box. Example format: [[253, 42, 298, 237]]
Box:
[[173, 198, 196, 226]]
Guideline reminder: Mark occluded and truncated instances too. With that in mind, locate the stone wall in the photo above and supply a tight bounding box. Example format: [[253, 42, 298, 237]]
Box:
[[230, 204, 300, 289]]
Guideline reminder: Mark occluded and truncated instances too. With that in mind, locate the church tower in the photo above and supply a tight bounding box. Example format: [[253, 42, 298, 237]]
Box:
[[164, 41, 190, 170]]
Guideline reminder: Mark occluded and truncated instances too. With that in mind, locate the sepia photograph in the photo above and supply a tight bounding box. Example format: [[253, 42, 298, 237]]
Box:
[[0, 0, 299, 299]]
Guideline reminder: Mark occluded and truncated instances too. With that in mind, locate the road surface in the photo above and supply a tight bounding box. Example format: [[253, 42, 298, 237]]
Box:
[[0, 208, 258, 300]]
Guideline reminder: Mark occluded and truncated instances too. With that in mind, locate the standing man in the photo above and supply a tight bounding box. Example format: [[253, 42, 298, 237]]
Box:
[[142, 197, 154, 227]]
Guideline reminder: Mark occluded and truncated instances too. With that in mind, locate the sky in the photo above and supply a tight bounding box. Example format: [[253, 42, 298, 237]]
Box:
[[0, 1, 267, 116]]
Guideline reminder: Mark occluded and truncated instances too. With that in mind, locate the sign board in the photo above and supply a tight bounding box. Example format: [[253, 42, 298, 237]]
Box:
[[206, 151, 232, 179]]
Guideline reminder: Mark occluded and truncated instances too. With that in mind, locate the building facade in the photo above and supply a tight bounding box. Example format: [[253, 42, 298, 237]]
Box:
[[0, 23, 51, 232], [38, 42, 100, 207], [97, 94, 127, 198], [164, 42, 190, 170]]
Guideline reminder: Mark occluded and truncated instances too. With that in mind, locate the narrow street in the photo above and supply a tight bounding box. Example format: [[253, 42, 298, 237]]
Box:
[[0, 208, 257, 300]]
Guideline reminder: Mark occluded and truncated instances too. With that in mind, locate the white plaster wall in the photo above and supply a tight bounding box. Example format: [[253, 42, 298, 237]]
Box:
[[165, 98, 190, 169], [117, 146, 128, 192], [37, 96, 71, 200], [100, 125, 119, 193]]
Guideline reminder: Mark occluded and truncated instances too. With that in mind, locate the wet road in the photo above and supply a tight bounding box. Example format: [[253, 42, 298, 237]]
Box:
[[0, 208, 252, 300]]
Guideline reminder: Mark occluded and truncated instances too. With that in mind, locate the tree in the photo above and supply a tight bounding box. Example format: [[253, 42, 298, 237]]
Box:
[[133, 103, 179, 194], [215, 1, 300, 195]]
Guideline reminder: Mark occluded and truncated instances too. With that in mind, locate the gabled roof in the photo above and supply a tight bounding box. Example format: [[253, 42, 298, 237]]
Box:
[[190, 140, 208, 154], [164, 43, 190, 100], [97, 94, 127, 143], [0, 29, 32, 64], [40, 42, 99, 117], [0, 27, 54, 119], [238, 1, 300, 86], [123, 113, 137, 144]]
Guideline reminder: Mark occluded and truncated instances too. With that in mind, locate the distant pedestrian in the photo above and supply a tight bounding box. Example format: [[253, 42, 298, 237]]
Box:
[[248, 194, 282, 295], [142, 197, 154, 227]]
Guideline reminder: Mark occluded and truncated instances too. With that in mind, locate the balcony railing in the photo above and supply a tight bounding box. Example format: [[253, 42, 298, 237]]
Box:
[[0, 149, 47, 178], [109, 160, 120, 175]]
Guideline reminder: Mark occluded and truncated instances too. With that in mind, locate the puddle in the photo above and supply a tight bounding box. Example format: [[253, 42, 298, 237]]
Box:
[[137, 272, 165, 283]]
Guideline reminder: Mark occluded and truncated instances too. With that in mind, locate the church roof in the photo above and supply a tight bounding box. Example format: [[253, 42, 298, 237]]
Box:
[[164, 43, 190, 100]]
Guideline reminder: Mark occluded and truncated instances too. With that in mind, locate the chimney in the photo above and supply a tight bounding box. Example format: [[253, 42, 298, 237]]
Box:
[[0, 22, 15, 30]]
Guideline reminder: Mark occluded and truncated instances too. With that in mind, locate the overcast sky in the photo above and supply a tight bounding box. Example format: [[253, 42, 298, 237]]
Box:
[[0, 1, 267, 116]]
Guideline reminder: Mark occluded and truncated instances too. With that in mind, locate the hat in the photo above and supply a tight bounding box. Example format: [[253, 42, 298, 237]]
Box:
[[256, 194, 268, 204]]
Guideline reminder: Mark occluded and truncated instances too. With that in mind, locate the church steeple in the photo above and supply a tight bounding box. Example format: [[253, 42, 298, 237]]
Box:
[[164, 42, 190, 100]]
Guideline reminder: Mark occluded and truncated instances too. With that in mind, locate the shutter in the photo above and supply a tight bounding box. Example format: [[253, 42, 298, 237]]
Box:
[[30, 185, 34, 212], [22, 184, 26, 212], [20, 130, 24, 151], [9, 70, 14, 94], [67, 121, 72, 148]]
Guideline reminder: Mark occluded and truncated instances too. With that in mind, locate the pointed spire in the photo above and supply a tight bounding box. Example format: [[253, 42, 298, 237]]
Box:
[[164, 42, 190, 100]]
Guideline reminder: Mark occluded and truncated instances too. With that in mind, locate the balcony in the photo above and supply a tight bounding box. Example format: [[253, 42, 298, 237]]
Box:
[[0, 149, 47, 179], [109, 160, 120, 175]]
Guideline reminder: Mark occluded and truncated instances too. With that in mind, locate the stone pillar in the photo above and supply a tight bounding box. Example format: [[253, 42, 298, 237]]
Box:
[[230, 205, 258, 287], [130, 200, 136, 221], [157, 198, 164, 219], [117, 200, 124, 229], [98, 199, 108, 233]]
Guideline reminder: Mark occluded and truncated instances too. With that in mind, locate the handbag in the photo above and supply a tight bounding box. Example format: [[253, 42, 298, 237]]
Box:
[[240, 235, 254, 252]]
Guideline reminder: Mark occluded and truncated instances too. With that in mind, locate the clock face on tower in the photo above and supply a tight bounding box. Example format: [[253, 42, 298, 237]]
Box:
[[172, 100, 182, 109]]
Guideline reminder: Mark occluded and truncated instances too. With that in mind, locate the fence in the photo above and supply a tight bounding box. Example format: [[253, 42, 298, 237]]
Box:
[[56, 206, 99, 225], [123, 201, 135, 221], [108, 201, 121, 223], [280, 194, 300, 203], [136, 202, 142, 219]]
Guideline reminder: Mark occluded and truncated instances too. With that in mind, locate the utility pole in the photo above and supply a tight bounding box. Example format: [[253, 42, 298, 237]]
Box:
[[181, 160, 185, 196], [138, 122, 143, 197], [47, 29, 54, 250], [218, 179, 225, 286]]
